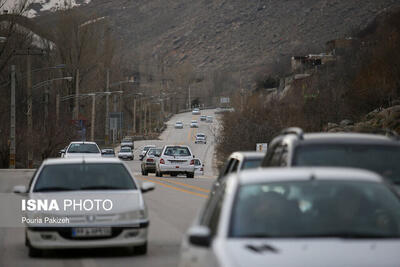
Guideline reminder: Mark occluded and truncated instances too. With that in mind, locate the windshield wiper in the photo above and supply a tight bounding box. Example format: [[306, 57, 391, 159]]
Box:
[[80, 186, 128, 190], [34, 187, 74, 192]]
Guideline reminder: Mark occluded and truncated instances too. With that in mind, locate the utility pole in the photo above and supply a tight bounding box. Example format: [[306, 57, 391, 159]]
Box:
[[148, 102, 151, 133], [90, 94, 96, 141], [105, 69, 110, 144], [73, 69, 79, 120], [133, 98, 136, 133], [14, 49, 44, 168], [188, 84, 191, 109], [56, 92, 60, 124], [9, 65, 16, 169], [26, 54, 33, 168], [144, 102, 147, 135]]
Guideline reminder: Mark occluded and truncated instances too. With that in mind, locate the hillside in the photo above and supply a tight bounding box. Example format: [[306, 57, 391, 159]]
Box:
[[34, 0, 399, 81]]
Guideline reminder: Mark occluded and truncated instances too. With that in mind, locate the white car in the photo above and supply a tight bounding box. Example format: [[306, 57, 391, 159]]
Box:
[[118, 147, 134, 160], [190, 120, 198, 128], [13, 157, 155, 257], [175, 121, 184, 129], [140, 145, 156, 160], [179, 167, 400, 267], [120, 139, 134, 149], [155, 145, 195, 178], [195, 133, 207, 144], [192, 108, 200, 115], [206, 116, 213, 123], [194, 158, 204, 176], [200, 115, 206, 121], [62, 141, 102, 158]]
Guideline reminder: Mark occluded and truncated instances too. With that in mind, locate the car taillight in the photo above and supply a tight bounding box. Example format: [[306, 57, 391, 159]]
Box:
[[190, 159, 194, 165], [200, 168, 203, 171], [160, 158, 165, 164], [146, 158, 154, 162]]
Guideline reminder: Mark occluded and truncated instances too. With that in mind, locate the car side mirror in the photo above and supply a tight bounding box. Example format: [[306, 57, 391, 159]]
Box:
[[141, 182, 155, 193], [188, 225, 211, 247], [13, 185, 27, 194], [202, 164, 205, 167], [59, 149, 66, 154], [193, 155, 195, 158]]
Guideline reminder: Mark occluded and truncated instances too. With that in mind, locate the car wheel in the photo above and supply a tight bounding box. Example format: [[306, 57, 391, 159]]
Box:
[[143, 170, 148, 176], [170, 173, 177, 177], [156, 170, 162, 177], [133, 242, 147, 255], [186, 172, 194, 178]]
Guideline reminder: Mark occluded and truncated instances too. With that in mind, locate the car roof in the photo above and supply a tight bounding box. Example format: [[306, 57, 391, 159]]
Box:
[[235, 167, 383, 185], [69, 141, 97, 145], [291, 132, 400, 146], [196, 133, 205, 135], [42, 157, 123, 165], [229, 151, 265, 160]]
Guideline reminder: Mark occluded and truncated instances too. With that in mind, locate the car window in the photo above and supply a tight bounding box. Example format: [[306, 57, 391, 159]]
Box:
[[270, 144, 283, 166], [280, 144, 289, 166], [241, 158, 262, 170], [33, 163, 137, 192], [200, 183, 226, 236], [229, 180, 400, 238], [164, 146, 191, 156], [67, 143, 100, 153], [148, 148, 161, 156], [194, 159, 201, 165], [293, 144, 400, 184], [230, 159, 240, 173], [121, 148, 131, 152]]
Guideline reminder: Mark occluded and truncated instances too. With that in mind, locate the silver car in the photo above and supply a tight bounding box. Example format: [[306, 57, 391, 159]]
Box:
[[155, 145, 195, 178], [180, 167, 400, 267], [63, 141, 102, 158], [118, 147, 134, 160], [13, 158, 155, 257], [195, 133, 207, 144]]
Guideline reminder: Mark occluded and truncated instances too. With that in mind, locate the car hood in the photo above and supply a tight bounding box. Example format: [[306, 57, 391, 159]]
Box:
[[65, 153, 101, 158], [218, 239, 400, 267]]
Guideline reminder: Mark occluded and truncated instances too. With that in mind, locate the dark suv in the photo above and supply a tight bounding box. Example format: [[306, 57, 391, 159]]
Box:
[[261, 127, 400, 186]]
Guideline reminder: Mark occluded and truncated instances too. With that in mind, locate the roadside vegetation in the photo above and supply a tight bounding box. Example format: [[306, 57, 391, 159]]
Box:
[[216, 8, 400, 162]]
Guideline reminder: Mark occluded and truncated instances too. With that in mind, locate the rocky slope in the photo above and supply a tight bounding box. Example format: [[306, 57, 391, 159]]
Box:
[[35, 0, 399, 79]]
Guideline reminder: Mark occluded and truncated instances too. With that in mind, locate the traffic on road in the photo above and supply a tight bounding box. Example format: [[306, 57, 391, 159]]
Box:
[[1, 109, 400, 267]]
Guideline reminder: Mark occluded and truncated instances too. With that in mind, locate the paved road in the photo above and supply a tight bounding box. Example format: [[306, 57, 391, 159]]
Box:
[[0, 110, 219, 267]]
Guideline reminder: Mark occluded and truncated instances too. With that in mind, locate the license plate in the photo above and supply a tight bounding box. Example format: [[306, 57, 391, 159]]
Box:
[[72, 227, 112, 237]]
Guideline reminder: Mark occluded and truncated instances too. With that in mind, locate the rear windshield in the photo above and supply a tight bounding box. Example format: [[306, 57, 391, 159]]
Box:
[[241, 158, 263, 170], [67, 143, 100, 153], [197, 134, 205, 137], [33, 163, 136, 192], [164, 146, 191, 156], [148, 148, 161, 156], [294, 144, 400, 184], [143, 146, 153, 151], [121, 147, 131, 152]]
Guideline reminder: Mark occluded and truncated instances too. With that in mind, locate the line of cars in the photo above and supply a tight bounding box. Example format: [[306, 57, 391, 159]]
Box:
[[140, 145, 204, 177], [179, 127, 400, 267]]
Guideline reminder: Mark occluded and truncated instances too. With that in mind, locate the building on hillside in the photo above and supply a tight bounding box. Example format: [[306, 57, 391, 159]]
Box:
[[291, 54, 336, 73]]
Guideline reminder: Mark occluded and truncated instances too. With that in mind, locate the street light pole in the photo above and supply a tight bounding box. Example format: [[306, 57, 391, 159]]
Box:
[[133, 98, 136, 133], [9, 65, 16, 168], [105, 69, 110, 144], [73, 69, 79, 120], [90, 94, 96, 141]]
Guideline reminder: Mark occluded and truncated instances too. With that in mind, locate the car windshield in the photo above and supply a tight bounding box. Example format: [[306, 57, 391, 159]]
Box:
[[148, 148, 161, 156], [293, 144, 400, 184], [230, 180, 400, 238], [241, 158, 262, 170], [191, 121, 197, 123], [164, 146, 191, 156], [67, 143, 100, 153], [121, 148, 131, 152], [197, 134, 205, 138], [143, 146, 153, 151], [103, 150, 114, 154], [33, 163, 136, 192]]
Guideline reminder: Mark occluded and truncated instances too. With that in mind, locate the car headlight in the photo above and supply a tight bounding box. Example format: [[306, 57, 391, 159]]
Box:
[[117, 210, 146, 220]]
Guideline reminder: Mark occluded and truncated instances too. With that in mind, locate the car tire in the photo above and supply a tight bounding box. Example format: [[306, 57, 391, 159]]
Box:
[[134, 242, 147, 255], [156, 170, 162, 177], [143, 170, 148, 176], [170, 173, 177, 177], [186, 172, 194, 178]]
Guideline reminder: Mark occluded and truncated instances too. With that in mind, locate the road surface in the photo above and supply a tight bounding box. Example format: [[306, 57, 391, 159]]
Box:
[[0, 109, 219, 267]]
